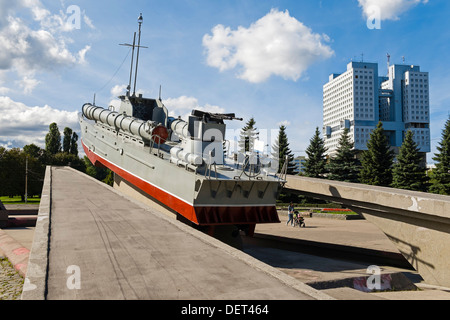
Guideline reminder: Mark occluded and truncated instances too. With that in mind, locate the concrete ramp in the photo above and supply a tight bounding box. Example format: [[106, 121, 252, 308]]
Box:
[[22, 166, 333, 300]]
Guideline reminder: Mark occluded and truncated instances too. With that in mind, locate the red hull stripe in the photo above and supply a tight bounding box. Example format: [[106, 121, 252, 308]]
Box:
[[82, 140, 199, 224], [81, 139, 280, 226]]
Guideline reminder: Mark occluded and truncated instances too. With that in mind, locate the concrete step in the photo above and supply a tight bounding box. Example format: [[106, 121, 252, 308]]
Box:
[[1, 216, 37, 228]]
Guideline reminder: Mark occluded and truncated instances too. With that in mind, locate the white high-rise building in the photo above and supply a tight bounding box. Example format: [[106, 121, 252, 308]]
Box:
[[323, 61, 430, 159]]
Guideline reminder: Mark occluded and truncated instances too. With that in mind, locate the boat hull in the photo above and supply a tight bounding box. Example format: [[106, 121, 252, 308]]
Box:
[[80, 120, 281, 230]]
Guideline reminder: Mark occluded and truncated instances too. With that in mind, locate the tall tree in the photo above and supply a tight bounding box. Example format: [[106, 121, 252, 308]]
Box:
[[392, 130, 429, 192], [45, 122, 61, 155], [360, 122, 394, 186], [23, 144, 47, 197], [429, 117, 450, 195], [303, 127, 328, 178], [63, 127, 73, 153], [326, 128, 360, 183], [271, 125, 295, 174], [70, 132, 79, 156], [239, 117, 258, 154]]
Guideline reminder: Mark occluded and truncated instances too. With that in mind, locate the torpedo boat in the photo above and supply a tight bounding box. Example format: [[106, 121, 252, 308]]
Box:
[[79, 14, 285, 236]]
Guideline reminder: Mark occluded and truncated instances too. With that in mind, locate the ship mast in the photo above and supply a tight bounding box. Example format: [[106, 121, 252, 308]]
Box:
[[120, 13, 147, 97]]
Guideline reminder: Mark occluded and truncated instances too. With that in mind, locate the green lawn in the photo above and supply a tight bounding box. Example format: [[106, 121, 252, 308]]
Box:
[[0, 196, 41, 204]]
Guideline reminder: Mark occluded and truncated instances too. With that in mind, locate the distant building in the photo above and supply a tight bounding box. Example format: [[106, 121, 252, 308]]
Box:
[[323, 61, 430, 162], [293, 156, 306, 174]]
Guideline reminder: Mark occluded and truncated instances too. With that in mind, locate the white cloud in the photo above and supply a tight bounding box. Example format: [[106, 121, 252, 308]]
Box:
[[17, 76, 41, 94], [202, 9, 334, 83], [83, 12, 95, 30], [111, 84, 128, 97], [0, 16, 77, 73], [0, 96, 78, 148], [0, 0, 92, 80], [163, 96, 225, 121], [358, 0, 429, 21], [0, 87, 10, 95], [277, 120, 291, 127], [77, 45, 91, 65], [0, 141, 12, 149]]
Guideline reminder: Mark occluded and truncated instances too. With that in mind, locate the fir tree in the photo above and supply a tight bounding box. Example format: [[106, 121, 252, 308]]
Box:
[[392, 130, 429, 192], [326, 128, 360, 183], [303, 127, 328, 178], [239, 117, 258, 154], [360, 122, 394, 186], [429, 117, 450, 195], [271, 125, 295, 174], [45, 123, 61, 155]]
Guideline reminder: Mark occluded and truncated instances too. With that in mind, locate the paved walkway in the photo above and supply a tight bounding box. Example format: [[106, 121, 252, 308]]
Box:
[[22, 167, 332, 300], [256, 212, 401, 255]]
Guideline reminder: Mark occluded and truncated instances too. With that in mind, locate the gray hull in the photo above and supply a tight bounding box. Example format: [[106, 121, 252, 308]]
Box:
[[80, 114, 282, 230]]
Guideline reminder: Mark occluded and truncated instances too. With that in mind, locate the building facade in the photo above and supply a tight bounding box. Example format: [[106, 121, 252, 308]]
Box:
[[293, 156, 306, 174], [323, 61, 430, 160]]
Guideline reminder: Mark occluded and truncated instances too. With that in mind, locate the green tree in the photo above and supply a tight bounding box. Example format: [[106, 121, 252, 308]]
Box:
[[63, 127, 73, 153], [392, 130, 429, 192], [271, 125, 295, 174], [84, 156, 113, 186], [360, 122, 394, 186], [239, 117, 258, 154], [45, 122, 61, 155], [52, 152, 86, 172], [63, 127, 79, 156], [23, 144, 47, 197], [23, 143, 52, 165], [0, 148, 30, 200], [326, 128, 360, 183], [429, 117, 450, 195], [103, 170, 115, 186], [303, 127, 328, 178], [70, 132, 79, 156]]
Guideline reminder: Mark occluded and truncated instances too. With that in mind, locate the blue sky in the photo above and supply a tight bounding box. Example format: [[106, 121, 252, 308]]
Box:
[[0, 0, 449, 163]]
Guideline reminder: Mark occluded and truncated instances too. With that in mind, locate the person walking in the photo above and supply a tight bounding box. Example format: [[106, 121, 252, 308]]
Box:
[[287, 202, 294, 226]]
